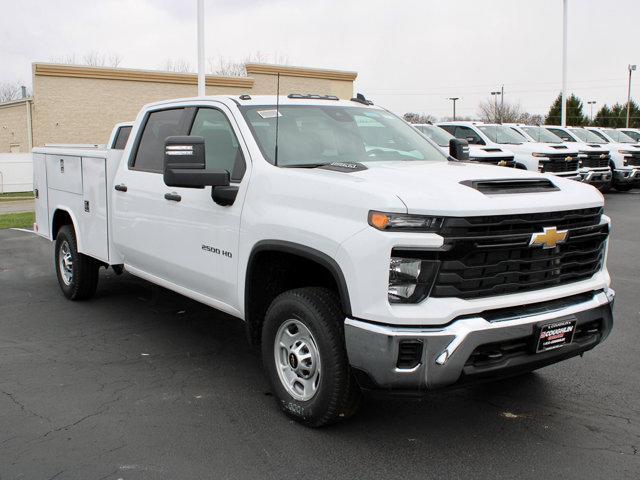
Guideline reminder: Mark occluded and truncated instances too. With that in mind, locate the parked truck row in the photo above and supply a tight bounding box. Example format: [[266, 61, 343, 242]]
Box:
[[33, 93, 615, 426]]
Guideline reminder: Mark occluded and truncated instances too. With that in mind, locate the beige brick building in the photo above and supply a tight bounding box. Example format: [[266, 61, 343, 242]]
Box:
[[0, 62, 357, 152], [0, 98, 33, 153]]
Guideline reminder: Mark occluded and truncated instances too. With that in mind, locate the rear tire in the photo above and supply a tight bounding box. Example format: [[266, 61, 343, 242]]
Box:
[[54, 225, 99, 300], [262, 287, 361, 427]]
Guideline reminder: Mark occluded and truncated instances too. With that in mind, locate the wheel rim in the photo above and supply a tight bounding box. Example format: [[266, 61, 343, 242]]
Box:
[[59, 240, 73, 286], [274, 319, 321, 401]]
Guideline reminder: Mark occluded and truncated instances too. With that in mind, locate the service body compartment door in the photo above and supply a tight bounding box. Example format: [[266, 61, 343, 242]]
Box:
[[33, 153, 50, 238], [46, 154, 83, 194], [80, 157, 109, 262]]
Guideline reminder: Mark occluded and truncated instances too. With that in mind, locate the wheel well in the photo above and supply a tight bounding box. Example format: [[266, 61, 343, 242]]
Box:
[[51, 210, 73, 239], [244, 243, 351, 347]]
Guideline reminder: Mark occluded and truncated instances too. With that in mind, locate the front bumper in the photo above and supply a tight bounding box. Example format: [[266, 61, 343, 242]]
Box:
[[550, 171, 582, 181], [345, 289, 614, 393], [579, 167, 612, 184], [613, 167, 640, 184]]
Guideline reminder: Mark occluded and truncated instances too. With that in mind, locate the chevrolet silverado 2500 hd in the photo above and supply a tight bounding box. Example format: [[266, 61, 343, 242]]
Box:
[[413, 123, 516, 167], [33, 94, 614, 427], [506, 124, 611, 189], [439, 121, 582, 180], [545, 125, 639, 192]]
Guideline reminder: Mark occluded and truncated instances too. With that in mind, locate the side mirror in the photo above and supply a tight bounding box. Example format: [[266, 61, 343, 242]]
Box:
[[449, 138, 470, 161], [163, 136, 230, 188]]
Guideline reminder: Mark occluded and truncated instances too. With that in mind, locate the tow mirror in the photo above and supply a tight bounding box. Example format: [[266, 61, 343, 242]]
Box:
[[449, 138, 470, 161], [163, 136, 230, 188]]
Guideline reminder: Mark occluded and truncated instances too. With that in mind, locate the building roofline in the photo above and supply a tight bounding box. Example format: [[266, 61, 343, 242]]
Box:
[[0, 98, 32, 109], [245, 63, 357, 81], [32, 62, 255, 88]]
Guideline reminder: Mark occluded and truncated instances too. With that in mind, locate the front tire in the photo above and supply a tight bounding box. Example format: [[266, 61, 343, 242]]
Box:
[[54, 225, 99, 300], [262, 287, 361, 427]]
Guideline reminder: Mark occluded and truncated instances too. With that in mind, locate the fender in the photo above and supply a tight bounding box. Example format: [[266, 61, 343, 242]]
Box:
[[51, 206, 82, 252], [246, 240, 352, 316]]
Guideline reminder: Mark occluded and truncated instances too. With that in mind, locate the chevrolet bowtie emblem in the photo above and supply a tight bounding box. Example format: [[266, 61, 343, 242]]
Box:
[[497, 160, 508, 166], [565, 156, 573, 162], [530, 226, 568, 249], [599, 154, 606, 159]]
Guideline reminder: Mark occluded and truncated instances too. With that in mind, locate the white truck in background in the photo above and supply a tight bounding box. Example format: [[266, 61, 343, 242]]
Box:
[[438, 121, 582, 180], [413, 123, 515, 167], [506, 124, 611, 189], [32, 94, 614, 427], [544, 125, 640, 192]]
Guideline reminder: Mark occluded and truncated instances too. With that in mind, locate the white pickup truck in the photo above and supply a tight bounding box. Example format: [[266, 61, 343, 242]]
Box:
[[33, 94, 614, 427]]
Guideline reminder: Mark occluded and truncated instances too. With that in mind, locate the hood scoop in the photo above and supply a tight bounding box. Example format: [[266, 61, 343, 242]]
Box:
[[460, 178, 559, 194], [550, 145, 567, 149], [482, 148, 502, 152]]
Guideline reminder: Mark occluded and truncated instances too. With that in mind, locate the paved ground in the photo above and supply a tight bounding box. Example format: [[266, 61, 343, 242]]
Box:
[[0, 199, 35, 214], [1, 192, 639, 480]]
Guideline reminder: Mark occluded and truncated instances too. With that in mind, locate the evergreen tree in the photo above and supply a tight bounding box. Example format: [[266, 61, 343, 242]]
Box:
[[593, 101, 640, 128], [544, 93, 588, 126]]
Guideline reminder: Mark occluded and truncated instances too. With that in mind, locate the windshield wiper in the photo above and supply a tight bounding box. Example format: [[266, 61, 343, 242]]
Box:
[[281, 162, 329, 168]]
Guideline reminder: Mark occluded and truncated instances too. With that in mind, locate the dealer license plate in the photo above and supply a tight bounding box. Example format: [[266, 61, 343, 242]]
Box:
[[535, 318, 577, 353]]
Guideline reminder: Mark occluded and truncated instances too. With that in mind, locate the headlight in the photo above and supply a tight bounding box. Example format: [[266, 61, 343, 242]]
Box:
[[532, 152, 549, 158], [388, 256, 439, 303], [618, 150, 633, 155], [369, 211, 444, 232]]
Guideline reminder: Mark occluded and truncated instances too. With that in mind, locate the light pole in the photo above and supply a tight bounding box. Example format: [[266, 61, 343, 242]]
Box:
[[587, 100, 596, 122], [561, 0, 568, 126], [448, 97, 459, 121], [627, 64, 636, 128], [491, 91, 501, 122], [197, 0, 205, 97]]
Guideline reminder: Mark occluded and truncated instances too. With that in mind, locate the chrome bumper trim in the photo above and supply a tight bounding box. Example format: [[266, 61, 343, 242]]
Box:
[[345, 289, 614, 391]]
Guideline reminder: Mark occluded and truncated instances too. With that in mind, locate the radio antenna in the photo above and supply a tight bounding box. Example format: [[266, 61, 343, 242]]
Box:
[[274, 73, 280, 166]]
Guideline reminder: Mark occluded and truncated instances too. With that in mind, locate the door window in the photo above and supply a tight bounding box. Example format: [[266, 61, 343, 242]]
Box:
[[132, 108, 186, 172], [454, 126, 484, 145], [189, 108, 246, 181]]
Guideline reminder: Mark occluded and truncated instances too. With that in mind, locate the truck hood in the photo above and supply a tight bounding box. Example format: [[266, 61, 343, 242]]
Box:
[[508, 142, 579, 155], [337, 161, 603, 216]]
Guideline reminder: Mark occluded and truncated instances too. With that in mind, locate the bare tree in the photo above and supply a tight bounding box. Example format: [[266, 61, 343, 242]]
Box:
[[0, 82, 28, 102], [403, 112, 436, 124], [518, 112, 544, 125], [163, 58, 192, 73], [478, 98, 524, 123], [50, 51, 123, 67], [207, 52, 289, 77], [440, 115, 475, 122]]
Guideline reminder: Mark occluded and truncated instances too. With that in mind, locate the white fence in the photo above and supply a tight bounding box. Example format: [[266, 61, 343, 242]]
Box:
[[0, 154, 33, 193]]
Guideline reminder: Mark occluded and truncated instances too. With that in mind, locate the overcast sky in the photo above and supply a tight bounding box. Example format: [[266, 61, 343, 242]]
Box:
[[1, 0, 638, 118]]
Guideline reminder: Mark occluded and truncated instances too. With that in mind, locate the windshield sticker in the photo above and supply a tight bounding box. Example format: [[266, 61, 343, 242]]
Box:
[[257, 109, 283, 119]]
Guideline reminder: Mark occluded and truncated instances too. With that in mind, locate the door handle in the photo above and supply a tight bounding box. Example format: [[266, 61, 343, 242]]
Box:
[[114, 184, 128, 192], [164, 192, 182, 202]]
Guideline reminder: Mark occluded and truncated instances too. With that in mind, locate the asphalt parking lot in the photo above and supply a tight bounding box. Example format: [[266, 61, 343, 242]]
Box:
[[1, 192, 639, 480]]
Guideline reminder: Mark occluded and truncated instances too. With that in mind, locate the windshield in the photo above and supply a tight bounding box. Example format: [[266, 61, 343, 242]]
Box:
[[622, 130, 640, 141], [240, 105, 445, 166], [477, 125, 524, 144], [521, 126, 563, 143], [414, 124, 453, 147], [569, 128, 606, 144], [603, 129, 636, 143]]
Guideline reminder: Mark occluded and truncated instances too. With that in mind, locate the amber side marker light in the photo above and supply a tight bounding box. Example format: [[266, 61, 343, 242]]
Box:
[[369, 211, 390, 230]]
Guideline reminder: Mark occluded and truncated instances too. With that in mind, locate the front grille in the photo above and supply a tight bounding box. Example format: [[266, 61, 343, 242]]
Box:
[[624, 151, 640, 166], [540, 154, 579, 173], [428, 208, 607, 299], [580, 151, 610, 168]]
